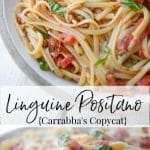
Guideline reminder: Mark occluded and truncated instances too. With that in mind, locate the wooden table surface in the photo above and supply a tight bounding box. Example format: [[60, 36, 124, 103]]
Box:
[[0, 35, 34, 85]]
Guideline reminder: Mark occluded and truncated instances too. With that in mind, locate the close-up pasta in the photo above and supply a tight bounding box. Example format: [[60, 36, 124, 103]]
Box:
[[0, 128, 150, 150], [14, 0, 150, 85]]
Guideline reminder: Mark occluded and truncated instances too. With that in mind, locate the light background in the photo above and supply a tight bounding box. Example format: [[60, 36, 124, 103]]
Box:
[[0, 35, 33, 85], [0, 35, 31, 136]]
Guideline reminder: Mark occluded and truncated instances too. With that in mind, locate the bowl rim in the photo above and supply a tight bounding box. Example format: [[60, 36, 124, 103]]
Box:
[[0, 0, 64, 86], [0, 128, 25, 141]]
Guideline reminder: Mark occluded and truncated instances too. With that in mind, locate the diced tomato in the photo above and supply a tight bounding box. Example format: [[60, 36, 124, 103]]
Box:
[[117, 33, 133, 54], [137, 75, 150, 86], [68, 140, 83, 150], [140, 138, 150, 148], [58, 33, 76, 45], [138, 49, 145, 58], [59, 55, 73, 68], [135, 0, 144, 3]]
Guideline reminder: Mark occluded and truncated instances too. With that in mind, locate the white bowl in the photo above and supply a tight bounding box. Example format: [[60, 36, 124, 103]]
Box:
[[1, 0, 74, 85]]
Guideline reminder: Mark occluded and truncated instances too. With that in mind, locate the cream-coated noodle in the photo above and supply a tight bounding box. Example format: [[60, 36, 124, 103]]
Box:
[[14, 0, 150, 85], [1, 128, 150, 150]]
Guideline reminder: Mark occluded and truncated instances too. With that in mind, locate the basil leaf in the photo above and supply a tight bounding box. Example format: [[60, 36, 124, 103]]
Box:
[[90, 130, 104, 139], [102, 41, 109, 53], [37, 59, 49, 71], [95, 54, 109, 66], [121, 0, 143, 11], [35, 27, 49, 39], [48, 0, 67, 14], [58, 133, 71, 146], [93, 145, 107, 150]]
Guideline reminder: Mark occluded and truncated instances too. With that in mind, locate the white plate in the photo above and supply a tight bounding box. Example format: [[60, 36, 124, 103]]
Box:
[[1, 0, 74, 85]]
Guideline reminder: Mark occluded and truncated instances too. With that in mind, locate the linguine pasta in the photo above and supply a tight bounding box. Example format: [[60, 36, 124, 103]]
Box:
[[1, 128, 150, 150], [14, 0, 150, 85]]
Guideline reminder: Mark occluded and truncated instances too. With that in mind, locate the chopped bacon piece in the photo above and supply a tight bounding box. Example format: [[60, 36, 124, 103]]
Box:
[[106, 73, 117, 85], [117, 18, 149, 54], [117, 80, 126, 85], [133, 26, 150, 45], [117, 33, 133, 54], [114, 128, 129, 141], [138, 49, 145, 58], [137, 75, 150, 86], [116, 0, 122, 2], [106, 73, 126, 85], [58, 33, 76, 45], [134, 18, 143, 29], [68, 140, 83, 150], [97, 140, 109, 147], [48, 37, 71, 55], [48, 38, 61, 55], [48, 38, 57, 51], [10, 144, 24, 150], [17, 17, 22, 24], [48, 37, 73, 68]]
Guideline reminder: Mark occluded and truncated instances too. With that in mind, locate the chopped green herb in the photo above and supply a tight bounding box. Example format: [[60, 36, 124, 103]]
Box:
[[37, 59, 49, 71], [35, 27, 49, 39], [90, 130, 104, 139], [103, 128, 110, 132], [121, 0, 143, 11], [58, 133, 71, 146], [102, 41, 109, 53], [93, 145, 107, 150], [95, 54, 109, 66], [48, 0, 67, 15]]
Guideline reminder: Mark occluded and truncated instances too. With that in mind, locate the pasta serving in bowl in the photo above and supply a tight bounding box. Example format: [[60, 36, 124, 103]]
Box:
[[14, 0, 150, 85], [0, 128, 150, 150]]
